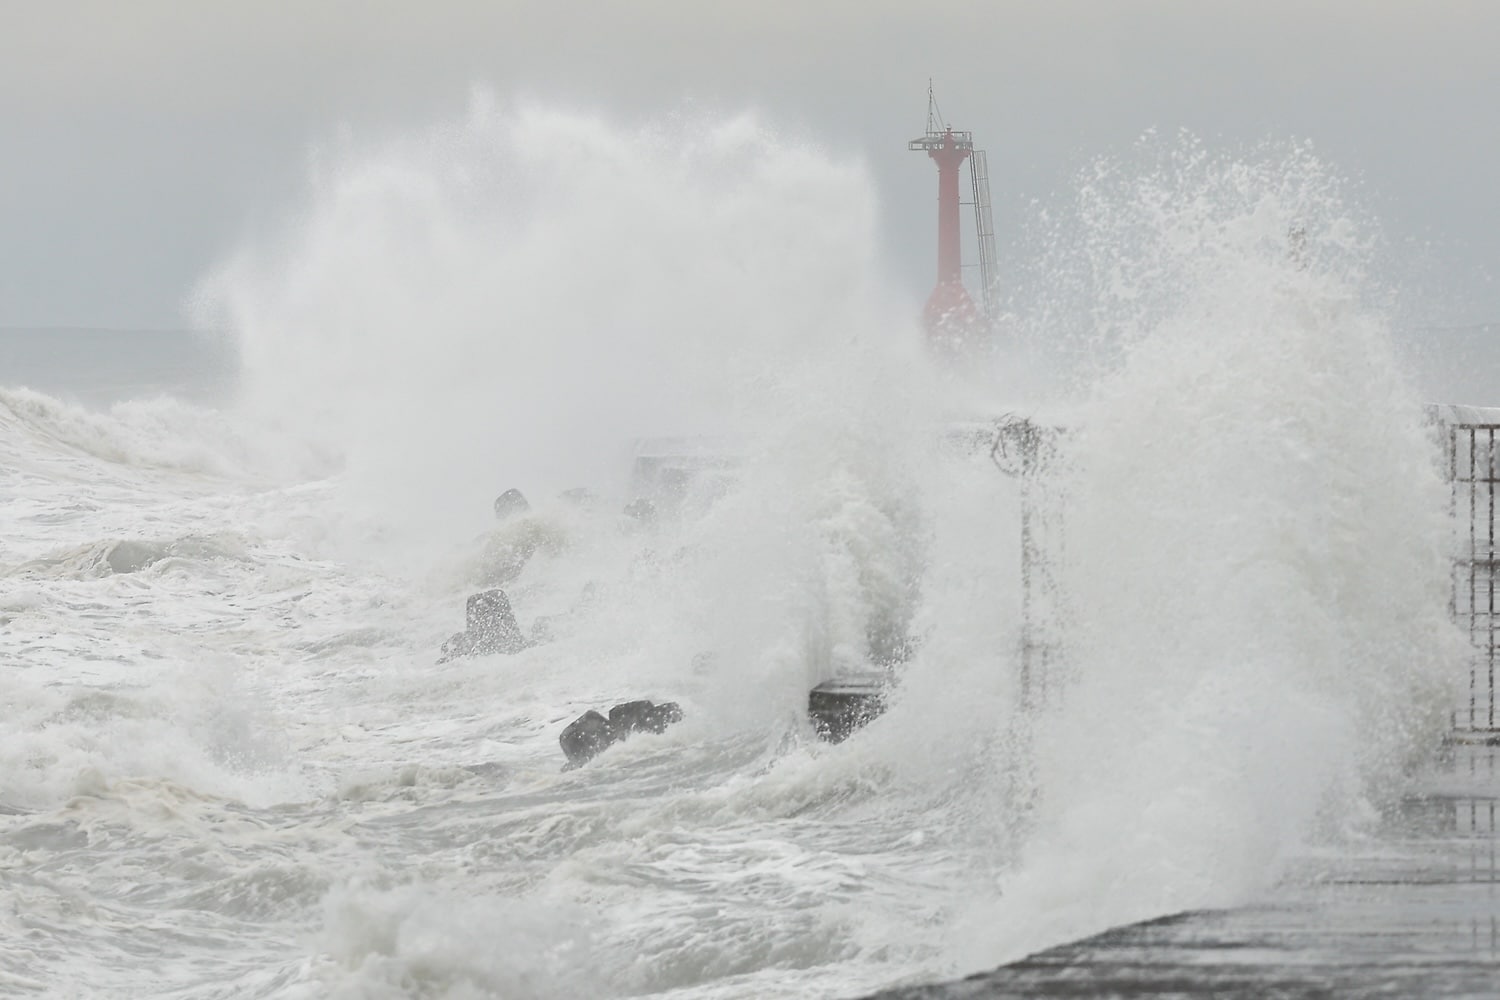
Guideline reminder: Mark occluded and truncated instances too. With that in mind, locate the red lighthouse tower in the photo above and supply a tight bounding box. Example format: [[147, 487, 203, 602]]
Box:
[[909, 88, 997, 349]]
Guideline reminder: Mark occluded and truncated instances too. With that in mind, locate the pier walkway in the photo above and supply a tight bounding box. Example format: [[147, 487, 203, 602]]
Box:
[[865, 745, 1499, 999]]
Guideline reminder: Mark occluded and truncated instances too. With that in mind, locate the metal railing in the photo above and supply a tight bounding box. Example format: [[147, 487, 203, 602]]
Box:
[[994, 408, 1500, 741], [1443, 408, 1500, 741]]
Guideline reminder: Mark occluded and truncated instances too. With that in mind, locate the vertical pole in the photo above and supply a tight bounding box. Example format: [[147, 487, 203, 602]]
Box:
[[1018, 432, 1035, 711], [1451, 425, 1458, 732], [993, 418, 1048, 714], [1489, 428, 1496, 729], [1472, 428, 1480, 731]]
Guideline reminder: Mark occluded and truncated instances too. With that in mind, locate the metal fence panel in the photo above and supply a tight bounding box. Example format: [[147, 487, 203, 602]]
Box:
[[1449, 422, 1500, 738]]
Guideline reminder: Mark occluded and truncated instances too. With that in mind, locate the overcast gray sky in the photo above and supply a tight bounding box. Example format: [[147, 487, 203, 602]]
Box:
[[3, 0, 1497, 329]]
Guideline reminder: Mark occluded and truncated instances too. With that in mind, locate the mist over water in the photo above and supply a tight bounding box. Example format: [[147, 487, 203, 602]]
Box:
[[0, 104, 1465, 998], [196, 98, 931, 548]]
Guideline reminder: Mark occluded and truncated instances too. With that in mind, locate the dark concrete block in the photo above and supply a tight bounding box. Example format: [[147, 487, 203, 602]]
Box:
[[560, 710, 618, 768], [561, 699, 685, 768], [610, 699, 683, 735], [809, 674, 888, 743], [465, 589, 528, 654], [439, 589, 530, 661], [622, 498, 657, 526], [493, 488, 530, 519]]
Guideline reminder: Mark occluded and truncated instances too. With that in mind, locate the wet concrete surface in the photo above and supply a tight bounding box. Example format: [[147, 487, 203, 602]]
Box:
[[866, 745, 1499, 999]]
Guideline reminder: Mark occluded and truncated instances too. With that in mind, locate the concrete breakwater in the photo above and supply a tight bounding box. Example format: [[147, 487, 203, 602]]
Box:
[[862, 744, 1500, 999]]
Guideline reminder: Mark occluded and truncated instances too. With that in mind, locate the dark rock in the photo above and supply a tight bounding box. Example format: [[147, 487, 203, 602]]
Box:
[[560, 711, 618, 768], [493, 488, 530, 520]]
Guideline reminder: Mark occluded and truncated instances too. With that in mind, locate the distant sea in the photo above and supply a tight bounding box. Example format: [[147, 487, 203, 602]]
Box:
[[0, 327, 235, 408], [2, 323, 1492, 411], [1409, 323, 1500, 406]]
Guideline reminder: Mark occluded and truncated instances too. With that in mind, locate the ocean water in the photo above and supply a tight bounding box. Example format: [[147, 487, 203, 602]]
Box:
[[0, 106, 1465, 998]]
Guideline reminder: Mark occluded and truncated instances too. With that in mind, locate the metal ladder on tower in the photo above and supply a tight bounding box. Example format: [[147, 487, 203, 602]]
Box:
[[970, 150, 998, 324]]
